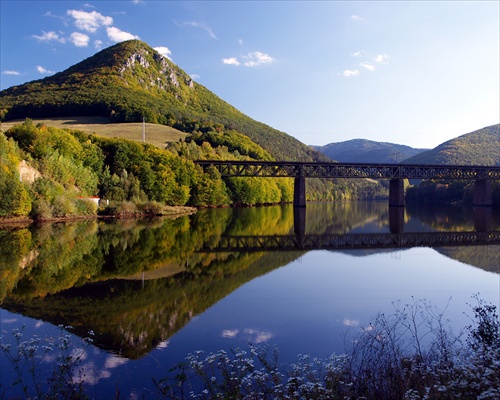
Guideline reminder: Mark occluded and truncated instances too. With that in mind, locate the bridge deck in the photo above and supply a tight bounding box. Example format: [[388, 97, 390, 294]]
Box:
[[196, 161, 500, 180], [200, 231, 500, 252]]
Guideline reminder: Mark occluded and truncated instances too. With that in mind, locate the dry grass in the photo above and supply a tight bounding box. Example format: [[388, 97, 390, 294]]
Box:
[[0, 116, 188, 148]]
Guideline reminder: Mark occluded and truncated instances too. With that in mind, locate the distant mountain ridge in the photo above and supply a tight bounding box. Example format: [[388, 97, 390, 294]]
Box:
[[404, 124, 500, 165], [311, 139, 428, 163], [0, 40, 325, 162]]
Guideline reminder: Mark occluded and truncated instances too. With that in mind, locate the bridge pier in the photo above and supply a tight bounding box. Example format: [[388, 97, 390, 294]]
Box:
[[389, 179, 405, 207], [294, 176, 307, 207], [293, 207, 306, 237], [389, 207, 405, 234], [474, 207, 493, 232], [473, 179, 492, 206]]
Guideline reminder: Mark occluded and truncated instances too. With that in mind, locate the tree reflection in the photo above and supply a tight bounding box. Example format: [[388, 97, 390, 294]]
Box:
[[0, 202, 498, 358]]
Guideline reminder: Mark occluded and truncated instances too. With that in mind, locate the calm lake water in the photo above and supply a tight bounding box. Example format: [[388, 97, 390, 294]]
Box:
[[1, 202, 499, 399]]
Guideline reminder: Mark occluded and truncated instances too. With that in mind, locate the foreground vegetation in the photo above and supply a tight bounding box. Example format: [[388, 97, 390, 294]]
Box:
[[1, 295, 498, 399]]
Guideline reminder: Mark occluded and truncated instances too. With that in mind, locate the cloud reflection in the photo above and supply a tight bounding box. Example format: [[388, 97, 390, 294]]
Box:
[[342, 318, 360, 327], [222, 329, 239, 338], [104, 354, 128, 369], [76, 361, 111, 385], [221, 328, 273, 343], [156, 340, 169, 349]]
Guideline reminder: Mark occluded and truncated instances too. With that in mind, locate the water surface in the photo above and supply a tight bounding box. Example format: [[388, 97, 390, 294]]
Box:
[[1, 202, 498, 398]]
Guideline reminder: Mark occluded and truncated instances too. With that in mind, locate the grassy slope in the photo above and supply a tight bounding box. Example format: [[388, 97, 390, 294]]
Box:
[[1, 117, 187, 148]]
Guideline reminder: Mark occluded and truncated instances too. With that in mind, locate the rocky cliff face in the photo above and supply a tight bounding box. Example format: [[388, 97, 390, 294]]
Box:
[[118, 47, 195, 96], [18, 160, 41, 183]]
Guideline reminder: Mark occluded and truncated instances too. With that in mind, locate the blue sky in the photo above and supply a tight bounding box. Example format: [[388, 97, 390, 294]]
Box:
[[1, 1, 498, 148]]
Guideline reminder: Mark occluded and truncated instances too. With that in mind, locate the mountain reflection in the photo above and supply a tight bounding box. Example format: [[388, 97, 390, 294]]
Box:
[[0, 202, 498, 358]]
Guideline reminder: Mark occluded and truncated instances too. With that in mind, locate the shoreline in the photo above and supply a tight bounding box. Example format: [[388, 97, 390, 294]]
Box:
[[0, 206, 197, 227]]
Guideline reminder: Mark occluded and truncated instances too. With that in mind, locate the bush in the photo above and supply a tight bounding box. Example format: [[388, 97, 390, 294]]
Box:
[[0, 325, 93, 400], [137, 200, 163, 216], [75, 199, 98, 215], [31, 199, 53, 220]]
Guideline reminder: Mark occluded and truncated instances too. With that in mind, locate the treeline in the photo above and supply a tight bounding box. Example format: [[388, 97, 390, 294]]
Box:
[[407, 179, 500, 206], [0, 120, 389, 220], [0, 120, 290, 218]]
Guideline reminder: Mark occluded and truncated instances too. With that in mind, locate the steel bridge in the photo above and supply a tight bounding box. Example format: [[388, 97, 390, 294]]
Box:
[[195, 161, 500, 207], [200, 230, 500, 253]]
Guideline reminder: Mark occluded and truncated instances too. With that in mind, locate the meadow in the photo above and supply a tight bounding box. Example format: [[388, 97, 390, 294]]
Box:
[[1, 116, 187, 148]]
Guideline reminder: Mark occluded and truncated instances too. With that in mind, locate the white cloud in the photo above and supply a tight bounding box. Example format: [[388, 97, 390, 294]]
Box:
[[67, 10, 113, 33], [106, 26, 140, 42], [44, 11, 67, 25], [154, 46, 172, 59], [1, 318, 18, 323], [243, 329, 273, 344], [32, 30, 66, 43], [375, 54, 389, 63], [156, 340, 169, 349], [243, 51, 274, 67], [343, 318, 360, 327], [183, 21, 217, 39], [223, 57, 241, 66], [190, 73, 200, 80], [351, 51, 364, 58], [2, 70, 20, 75], [360, 62, 376, 71], [222, 329, 239, 338], [342, 69, 359, 77], [352, 15, 364, 21], [70, 32, 90, 47], [36, 65, 55, 74], [77, 362, 111, 385], [104, 354, 128, 369], [94, 39, 103, 49]]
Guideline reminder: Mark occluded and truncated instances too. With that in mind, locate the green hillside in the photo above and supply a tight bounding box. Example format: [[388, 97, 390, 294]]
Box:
[[0, 40, 324, 162], [312, 139, 428, 163], [404, 124, 500, 205], [404, 124, 499, 165]]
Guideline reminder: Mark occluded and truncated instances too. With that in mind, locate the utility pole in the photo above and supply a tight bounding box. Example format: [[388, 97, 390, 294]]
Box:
[[142, 116, 146, 143]]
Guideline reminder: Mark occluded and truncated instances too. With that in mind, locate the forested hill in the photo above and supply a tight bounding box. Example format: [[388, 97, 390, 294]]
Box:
[[404, 124, 500, 165], [311, 139, 427, 163], [0, 40, 325, 162]]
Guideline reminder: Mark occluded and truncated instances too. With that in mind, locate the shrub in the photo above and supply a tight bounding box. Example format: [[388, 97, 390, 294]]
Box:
[[0, 325, 93, 400], [137, 200, 163, 216]]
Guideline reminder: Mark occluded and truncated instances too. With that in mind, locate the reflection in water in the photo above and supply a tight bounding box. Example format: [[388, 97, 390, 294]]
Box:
[[0, 202, 498, 360]]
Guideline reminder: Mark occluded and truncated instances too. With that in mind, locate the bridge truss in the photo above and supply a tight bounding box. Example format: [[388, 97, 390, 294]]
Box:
[[196, 161, 500, 180], [201, 231, 500, 252]]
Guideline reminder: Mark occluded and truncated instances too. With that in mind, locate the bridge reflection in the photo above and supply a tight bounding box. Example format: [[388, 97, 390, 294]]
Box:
[[201, 231, 500, 252], [293, 205, 494, 236]]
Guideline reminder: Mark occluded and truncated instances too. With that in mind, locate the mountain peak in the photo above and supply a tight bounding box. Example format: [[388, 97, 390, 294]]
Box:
[[59, 39, 195, 94], [0, 40, 326, 161], [312, 139, 428, 163]]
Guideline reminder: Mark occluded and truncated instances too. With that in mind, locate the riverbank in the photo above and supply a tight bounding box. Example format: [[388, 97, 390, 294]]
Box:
[[0, 205, 197, 227]]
